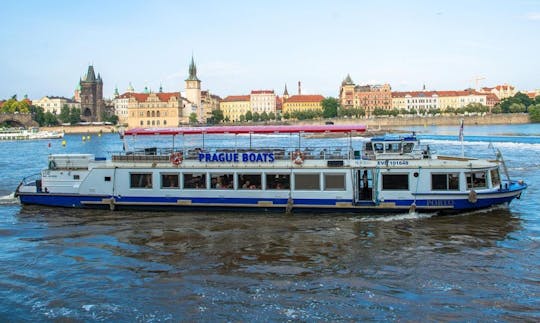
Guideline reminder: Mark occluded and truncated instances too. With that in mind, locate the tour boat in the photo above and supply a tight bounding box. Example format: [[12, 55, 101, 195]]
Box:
[[0, 127, 64, 141], [15, 124, 527, 214]]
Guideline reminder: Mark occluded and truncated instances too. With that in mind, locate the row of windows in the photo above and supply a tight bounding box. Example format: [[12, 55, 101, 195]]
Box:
[[139, 120, 168, 126], [129, 172, 346, 191], [381, 170, 499, 191]]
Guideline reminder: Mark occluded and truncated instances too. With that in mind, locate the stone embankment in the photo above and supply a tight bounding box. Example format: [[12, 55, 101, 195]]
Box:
[[41, 113, 530, 133]]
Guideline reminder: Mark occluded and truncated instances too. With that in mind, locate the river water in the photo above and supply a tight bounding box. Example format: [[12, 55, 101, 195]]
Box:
[[0, 124, 539, 321]]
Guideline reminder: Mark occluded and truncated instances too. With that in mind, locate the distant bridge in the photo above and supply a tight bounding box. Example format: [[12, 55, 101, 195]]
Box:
[[0, 113, 39, 128]]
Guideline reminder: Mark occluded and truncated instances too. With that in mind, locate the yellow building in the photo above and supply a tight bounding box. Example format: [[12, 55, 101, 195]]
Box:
[[282, 95, 324, 115], [126, 92, 188, 128], [220, 95, 251, 122], [437, 90, 486, 110]]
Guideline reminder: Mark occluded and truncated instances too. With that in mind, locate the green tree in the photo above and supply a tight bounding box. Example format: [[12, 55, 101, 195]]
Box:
[[321, 97, 339, 118], [43, 112, 59, 126], [239, 115, 245, 122], [528, 104, 540, 122], [268, 112, 276, 120], [283, 112, 290, 120], [212, 109, 224, 124], [260, 111, 269, 121], [245, 110, 253, 121], [189, 112, 198, 124], [509, 103, 526, 113], [31, 106, 46, 126], [252, 112, 260, 122], [69, 107, 81, 124], [59, 105, 71, 123]]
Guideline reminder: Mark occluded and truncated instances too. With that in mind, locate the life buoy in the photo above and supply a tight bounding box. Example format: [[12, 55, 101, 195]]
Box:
[[468, 189, 477, 203], [292, 150, 304, 165], [170, 152, 183, 166]]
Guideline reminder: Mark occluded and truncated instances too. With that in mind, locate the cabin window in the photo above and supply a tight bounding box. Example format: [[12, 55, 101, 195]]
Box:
[[184, 173, 206, 189], [161, 173, 179, 189], [490, 169, 501, 188], [238, 174, 262, 190], [384, 143, 400, 153], [374, 143, 384, 153], [73, 175, 80, 180], [324, 173, 346, 191], [466, 171, 487, 189], [130, 173, 153, 189], [104, 176, 111, 182], [403, 143, 414, 153], [431, 173, 459, 190], [266, 174, 290, 190], [295, 173, 320, 190], [382, 174, 409, 190], [210, 173, 233, 189]]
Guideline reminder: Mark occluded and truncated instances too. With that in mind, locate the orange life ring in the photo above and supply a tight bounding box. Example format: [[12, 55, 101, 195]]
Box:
[[170, 152, 183, 166], [292, 150, 304, 165]]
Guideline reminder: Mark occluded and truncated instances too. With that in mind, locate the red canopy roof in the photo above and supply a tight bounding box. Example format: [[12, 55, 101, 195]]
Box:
[[125, 124, 367, 136]]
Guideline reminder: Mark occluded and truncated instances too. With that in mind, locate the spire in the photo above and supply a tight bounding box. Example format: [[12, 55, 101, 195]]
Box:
[[127, 82, 134, 93], [342, 74, 354, 86], [283, 83, 289, 96], [186, 55, 200, 81], [97, 73, 103, 83], [85, 65, 96, 82], [114, 85, 119, 97], [159, 82, 163, 93]]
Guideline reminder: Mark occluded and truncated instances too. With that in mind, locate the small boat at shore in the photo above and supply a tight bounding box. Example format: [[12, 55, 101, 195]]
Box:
[[0, 127, 64, 141], [15, 124, 527, 214]]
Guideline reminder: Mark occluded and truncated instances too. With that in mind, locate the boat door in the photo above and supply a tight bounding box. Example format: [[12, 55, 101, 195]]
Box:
[[356, 168, 374, 202]]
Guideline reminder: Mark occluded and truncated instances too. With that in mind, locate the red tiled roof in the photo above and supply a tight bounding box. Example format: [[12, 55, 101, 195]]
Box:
[[251, 90, 274, 94], [222, 95, 250, 102], [285, 95, 324, 103]]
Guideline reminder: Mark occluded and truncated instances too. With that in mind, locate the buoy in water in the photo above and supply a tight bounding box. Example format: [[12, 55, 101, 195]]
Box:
[[61, 140, 66, 147], [48, 142, 51, 148]]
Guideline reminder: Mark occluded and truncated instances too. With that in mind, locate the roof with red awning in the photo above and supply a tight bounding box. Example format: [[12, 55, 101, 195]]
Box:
[[124, 124, 367, 136]]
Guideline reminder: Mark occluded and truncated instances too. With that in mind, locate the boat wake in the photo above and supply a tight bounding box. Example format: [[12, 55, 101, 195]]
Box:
[[355, 211, 437, 222], [0, 192, 20, 205]]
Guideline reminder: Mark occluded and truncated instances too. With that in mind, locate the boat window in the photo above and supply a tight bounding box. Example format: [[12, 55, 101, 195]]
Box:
[[266, 174, 290, 190], [382, 174, 409, 190], [161, 173, 179, 189], [403, 142, 414, 153], [130, 173, 153, 189], [184, 173, 206, 189], [490, 169, 501, 188], [384, 143, 401, 153], [374, 143, 384, 153], [466, 171, 487, 189], [324, 173, 346, 191], [238, 174, 262, 190], [295, 173, 320, 190], [73, 175, 80, 180], [431, 173, 459, 190], [210, 173, 233, 189]]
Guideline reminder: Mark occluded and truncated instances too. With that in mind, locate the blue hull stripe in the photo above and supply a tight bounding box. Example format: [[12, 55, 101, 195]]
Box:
[[18, 192, 521, 212]]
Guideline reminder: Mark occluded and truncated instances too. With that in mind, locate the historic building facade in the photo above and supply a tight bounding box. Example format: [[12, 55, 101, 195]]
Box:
[[339, 74, 392, 116], [480, 84, 517, 99], [125, 92, 188, 128], [32, 96, 80, 115], [282, 95, 324, 115], [391, 90, 487, 111], [250, 90, 277, 115], [220, 95, 251, 122], [79, 65, 105, 122]]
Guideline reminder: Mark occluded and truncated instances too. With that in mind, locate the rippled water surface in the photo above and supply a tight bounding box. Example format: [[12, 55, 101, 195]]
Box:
[[1, 124, 539, 321]]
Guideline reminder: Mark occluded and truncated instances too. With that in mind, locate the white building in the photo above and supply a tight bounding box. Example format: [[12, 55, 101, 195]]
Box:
[[33, 96, 80, 115]]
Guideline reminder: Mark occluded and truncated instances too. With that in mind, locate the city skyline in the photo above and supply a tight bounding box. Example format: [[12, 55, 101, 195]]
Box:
[[1, 0, 539, 100]]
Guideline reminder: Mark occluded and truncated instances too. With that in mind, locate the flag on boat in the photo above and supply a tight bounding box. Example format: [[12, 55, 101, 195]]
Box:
[[458, 119, 464, 142]]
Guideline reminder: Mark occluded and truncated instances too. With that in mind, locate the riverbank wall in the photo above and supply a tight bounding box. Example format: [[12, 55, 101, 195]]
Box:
[[41, 113, 530, 133]]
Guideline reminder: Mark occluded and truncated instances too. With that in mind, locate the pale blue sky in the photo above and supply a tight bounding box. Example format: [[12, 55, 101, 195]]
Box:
[[1, 0, 539, 100]]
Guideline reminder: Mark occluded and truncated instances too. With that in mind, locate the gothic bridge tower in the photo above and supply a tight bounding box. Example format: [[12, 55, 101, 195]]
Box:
[[79, 65, 104, 122]]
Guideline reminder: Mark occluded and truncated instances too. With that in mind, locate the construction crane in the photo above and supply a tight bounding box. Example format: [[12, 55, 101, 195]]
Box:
[[472, 76, 486, 90]]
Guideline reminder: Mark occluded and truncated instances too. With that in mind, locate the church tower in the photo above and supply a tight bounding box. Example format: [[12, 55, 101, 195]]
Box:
[[185, 56, 202, 119], [79, 65, 104, 122]]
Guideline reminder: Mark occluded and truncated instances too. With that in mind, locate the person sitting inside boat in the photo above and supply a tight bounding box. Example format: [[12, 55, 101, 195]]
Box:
[[242, 180, 251, 189]]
